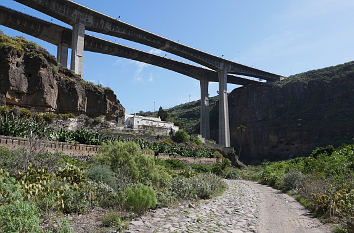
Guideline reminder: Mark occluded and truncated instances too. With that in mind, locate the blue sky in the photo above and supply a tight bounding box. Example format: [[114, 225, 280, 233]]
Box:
[[1, 0, 354, 113]]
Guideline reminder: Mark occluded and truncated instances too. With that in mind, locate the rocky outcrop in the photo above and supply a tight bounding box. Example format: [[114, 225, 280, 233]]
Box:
[[211, 61, 354, 163], [0, 35, 125, 121]]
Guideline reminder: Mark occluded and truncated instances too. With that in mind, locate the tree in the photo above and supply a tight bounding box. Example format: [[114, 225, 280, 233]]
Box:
[[157, 107, 168, 121]]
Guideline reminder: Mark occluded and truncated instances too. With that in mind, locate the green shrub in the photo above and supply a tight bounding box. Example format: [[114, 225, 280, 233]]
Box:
[[34, 112, 44, 123], [0, 106, 10, 115], [102, 212, 126, 228], [93, 181, 120, 208], [173, 130, 190, 143], [282, 170, 305, 191], [59, 113, 75, 120], [0, 171, 24, 205], [192, 173, 227, 199], [86, 165, 119, 190], [124, 183, 157, 214], [43, 112, 57, 123], [154, 158, 187, 170], [34, 192, 58, 213], [0, 112, 51, 138], [169, 173, 226, 200], [94, 116, 103, 124], [191, 163, 212, 173], [0, 200, 41, 233], [56, 164, 87, 185], [222, 167, 240, 179], [211, 158, 231, 176], [61, 184, 94, 214], [98, 141, 170, 186], [192, 137, 202, 146], [19, 107, 32, 118]]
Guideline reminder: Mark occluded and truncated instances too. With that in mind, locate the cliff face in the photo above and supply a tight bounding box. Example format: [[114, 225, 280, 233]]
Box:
[[211, 61, 354, 163], [0, 35, 125, 121]]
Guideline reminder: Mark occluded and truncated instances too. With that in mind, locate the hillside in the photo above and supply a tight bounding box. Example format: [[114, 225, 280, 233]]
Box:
[[139, 96, 218, 134]]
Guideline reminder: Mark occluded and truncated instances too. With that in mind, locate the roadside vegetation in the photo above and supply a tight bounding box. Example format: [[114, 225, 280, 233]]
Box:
[[239, 145, 354, 233], [0, 106, 217, 158], [0, 105, 238, 232], [0, 140, 234, 232]]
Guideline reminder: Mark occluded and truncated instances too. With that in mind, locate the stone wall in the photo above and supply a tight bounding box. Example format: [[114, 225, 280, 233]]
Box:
[[0, 135, 100, 156], [0, 135, 217, 165]]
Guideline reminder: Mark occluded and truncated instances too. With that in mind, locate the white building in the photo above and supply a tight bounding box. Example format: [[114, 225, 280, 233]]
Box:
[[124, 114, 179, 135]]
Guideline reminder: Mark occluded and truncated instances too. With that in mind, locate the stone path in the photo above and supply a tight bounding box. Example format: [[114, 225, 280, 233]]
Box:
[[127, 180, 259, 233]]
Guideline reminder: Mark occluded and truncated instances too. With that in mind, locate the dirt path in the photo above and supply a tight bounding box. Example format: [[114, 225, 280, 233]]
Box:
[[247, 181, 332, 233], [126, 180, 331, 233]]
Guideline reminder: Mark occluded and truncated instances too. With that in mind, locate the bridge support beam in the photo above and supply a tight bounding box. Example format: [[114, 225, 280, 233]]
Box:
[[218, 69, 230, 147], [57, 42, 68, 68], [70, 23, 85, 76], [200, 79, 210, 139]]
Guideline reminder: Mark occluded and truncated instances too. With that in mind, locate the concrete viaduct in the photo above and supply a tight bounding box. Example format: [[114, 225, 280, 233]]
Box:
[[1, 0, 283, 147]]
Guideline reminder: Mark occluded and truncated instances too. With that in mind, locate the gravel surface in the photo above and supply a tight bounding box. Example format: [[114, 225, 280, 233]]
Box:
[[127, 180, 331, 233]]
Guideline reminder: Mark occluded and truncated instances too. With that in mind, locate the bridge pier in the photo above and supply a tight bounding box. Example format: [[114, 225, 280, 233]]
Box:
[[218, 69, 230, 147], [70, 23, 85, 76], [57, 42, 68, 67], [200, 79, 210, 139]]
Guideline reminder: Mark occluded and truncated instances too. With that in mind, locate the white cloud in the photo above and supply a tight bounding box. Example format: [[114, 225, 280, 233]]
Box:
[[134, 61, 149, 81]]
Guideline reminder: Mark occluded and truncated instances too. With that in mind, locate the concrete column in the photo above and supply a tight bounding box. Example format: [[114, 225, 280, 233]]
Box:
[[57, 43, 68, 68], [70, 23, 85, 76], [200, 79, 210, 139], [218, 69, 230, 147]]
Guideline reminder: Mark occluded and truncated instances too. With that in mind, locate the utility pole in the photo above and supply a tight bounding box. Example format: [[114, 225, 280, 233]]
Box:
[[189, 94, 191, 102], [154, 101, 155, 112]]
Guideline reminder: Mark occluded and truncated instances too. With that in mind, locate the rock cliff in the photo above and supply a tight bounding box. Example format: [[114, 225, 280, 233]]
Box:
[[210, 61, 354, 163], [0, 35, 125, 121]]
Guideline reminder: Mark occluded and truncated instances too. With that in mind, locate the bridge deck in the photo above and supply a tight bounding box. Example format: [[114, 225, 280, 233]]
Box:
[[13, 0, 282, 81], [0, 5, 262, 86]]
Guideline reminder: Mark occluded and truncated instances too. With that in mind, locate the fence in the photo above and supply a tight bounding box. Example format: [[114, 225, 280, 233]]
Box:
[[0, 135, 217, 165]]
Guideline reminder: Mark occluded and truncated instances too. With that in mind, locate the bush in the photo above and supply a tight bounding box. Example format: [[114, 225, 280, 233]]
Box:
[[43, 112, 57, 123], [124, 183, 157, 214], [211, 158, 231, 176], [102, 212, 126, 228], [155, 159, 187, 170], [86, 165, 119, 190], [169, 173, 226, 201], [0, 200, 41, 233], [0, 171, 24, 205], [93, 181, 120, 208], [282, 170, 305, 191], [192, 173, 227, 199], [19, 107, 32, 118], [0, 112, 51, 138], [192, 137, 202, 146], [0, 106, 10, 115], [61, 184, 94, 214], [173, 130, 190, 143], [59, 113, 75, 120], [222, 167, 240, 179], [56, 164, 87, 185], [98, 141, 170, 186], [191, 163, 212, 173]]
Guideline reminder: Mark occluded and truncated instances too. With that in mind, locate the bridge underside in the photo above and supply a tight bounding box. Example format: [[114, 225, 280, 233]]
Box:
[[1, 2, 284, 147]]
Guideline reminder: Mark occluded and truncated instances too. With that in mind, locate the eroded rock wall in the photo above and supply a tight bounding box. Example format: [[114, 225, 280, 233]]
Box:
[[211, 62, 354, 163], [0, 38, 125, 122]]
